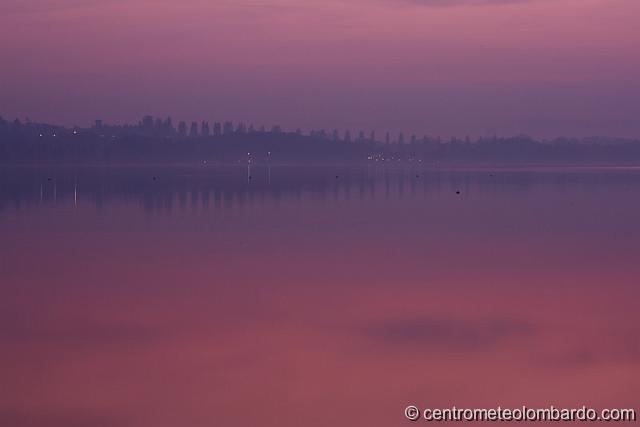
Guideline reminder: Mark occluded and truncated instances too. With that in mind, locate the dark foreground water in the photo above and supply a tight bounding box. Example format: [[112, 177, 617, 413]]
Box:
[[1, 165, 639, 426]]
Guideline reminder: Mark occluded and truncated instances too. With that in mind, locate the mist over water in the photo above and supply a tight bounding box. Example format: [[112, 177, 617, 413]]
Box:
[[1, 165, 639, 426]]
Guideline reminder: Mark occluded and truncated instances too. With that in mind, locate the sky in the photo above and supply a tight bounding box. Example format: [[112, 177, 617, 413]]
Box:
[[1, 0, 639, 138]]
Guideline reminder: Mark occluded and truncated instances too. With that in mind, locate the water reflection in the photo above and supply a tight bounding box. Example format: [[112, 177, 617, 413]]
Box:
[[2, 165, 640, 213], [1, 165, 639, 427]]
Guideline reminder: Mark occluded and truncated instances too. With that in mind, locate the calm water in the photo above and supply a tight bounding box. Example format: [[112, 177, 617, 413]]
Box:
[[1, 165, 639, 426]]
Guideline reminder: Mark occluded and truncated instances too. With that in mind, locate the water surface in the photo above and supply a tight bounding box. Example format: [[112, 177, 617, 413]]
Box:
[[1, 165, 639, 426]]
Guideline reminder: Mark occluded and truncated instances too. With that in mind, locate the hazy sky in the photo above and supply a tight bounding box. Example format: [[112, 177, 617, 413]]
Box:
[[1, 0, 639, 138]]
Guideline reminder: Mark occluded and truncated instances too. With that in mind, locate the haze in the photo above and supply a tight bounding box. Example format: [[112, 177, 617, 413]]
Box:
[[1, 0, 639, 138]]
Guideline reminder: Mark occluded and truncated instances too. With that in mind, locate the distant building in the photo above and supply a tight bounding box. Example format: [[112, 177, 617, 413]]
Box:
[[202, 121, 210, 136], [163, 117, 174, 134], [223, 121, 234, 135], [142, 115, 154, 130], [178, 121, 187, 136], [189, 122, 198, 137]]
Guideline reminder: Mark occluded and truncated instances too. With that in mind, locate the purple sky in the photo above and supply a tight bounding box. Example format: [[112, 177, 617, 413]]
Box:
[[1, 0, 639, 138]]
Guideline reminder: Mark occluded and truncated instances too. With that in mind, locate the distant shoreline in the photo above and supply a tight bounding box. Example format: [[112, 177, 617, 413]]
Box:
[[3, 117, 640, 165]]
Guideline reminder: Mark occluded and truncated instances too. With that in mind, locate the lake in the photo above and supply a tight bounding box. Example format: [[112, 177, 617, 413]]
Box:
[[1, 164, 639, 426]]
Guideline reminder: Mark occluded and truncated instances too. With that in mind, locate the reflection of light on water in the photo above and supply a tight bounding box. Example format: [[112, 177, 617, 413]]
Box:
[[5, 166, 640, 215], [2, 166, 640, 427]]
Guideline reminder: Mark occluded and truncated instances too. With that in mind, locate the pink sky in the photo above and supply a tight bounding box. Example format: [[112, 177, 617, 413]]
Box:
[[1, 0, 639, 137]]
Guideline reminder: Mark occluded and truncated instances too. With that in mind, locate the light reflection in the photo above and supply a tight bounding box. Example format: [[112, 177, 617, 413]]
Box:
[[0, 165, 639, 427]]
